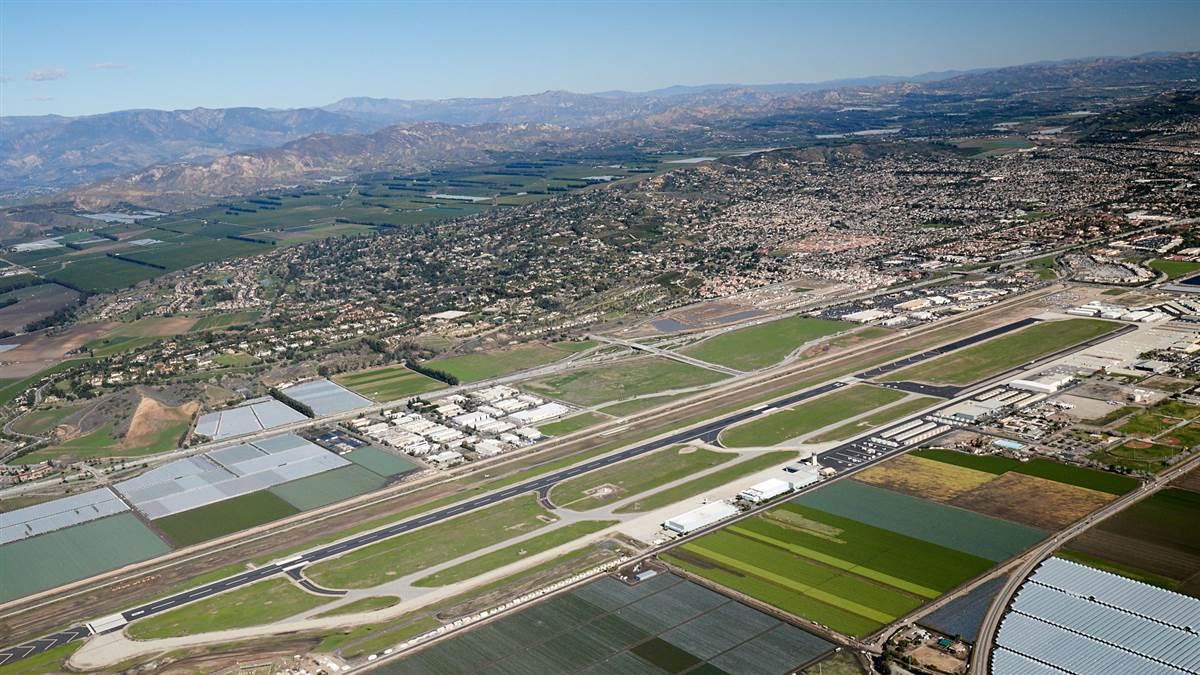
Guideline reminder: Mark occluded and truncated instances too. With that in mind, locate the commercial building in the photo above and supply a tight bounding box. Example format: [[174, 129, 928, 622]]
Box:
[[1008, 373, 1073, 395], [737, 478, 794, 504]]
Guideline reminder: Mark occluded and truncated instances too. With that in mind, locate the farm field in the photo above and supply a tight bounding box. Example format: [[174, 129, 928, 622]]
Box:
[[615, 450, 798, 513], [0, 283, 79, 334], [854, 454, 997, 502], [910, 448, 1138, 495], [381, 573, 832, 675], [305, 495, 556, 590], [808, 396, 939, 443], [412, 520, 617, 587], [127, 578, 331, 639], [43, 256, 161, 292], [666, 498, 996, 637], [268, 464, 388, 511], [520, 357, 729, 407], [881, 318, 1121, 386], [1063, 485, 1200, 596], [154, 490, 301, 547], [344, 446, 419, 477], [550, 446, 734, 511], [918, 575, 1008, 642], [0, 513, 170, 603], [334, 365, 446, 401], [680, 316, 852, 370], [1149, 258, 1200, 279], [424, 341, 587, 383], [537, 411, 610, 437], [720, 385, 906, 448], [793, 481, 1045, 562]]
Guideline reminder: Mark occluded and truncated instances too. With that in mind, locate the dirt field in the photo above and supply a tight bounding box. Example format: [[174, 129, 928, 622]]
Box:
[[853, 454, 997, 502], [949, 472, 1112, 530], [0, 323, 114, 378], [1067, 528, 1200, 581], [125, 395, 198, 449], [1171, 466, 1200, 493], [0, 284, 80, 334]]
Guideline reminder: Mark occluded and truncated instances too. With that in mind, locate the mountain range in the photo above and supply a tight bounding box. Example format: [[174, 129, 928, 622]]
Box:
[[4, 51, 1199, 209]]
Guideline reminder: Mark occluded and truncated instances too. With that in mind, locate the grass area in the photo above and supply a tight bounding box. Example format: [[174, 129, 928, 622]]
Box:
[[127, 578, 331, 639], [1090, 441, 1177, 473], [1117, 413, 1173, 437], [269, 464, 387, 511], [537, 411, 609, 436], [0, 358, 91, 406], [16, 417, 190, 464], [10, 404, 78, 435], [44, 256, 161, 292], [855, 454, 997, 503], [680, 316, 852, 370], [188, 310, 262, 332], [1149, 259, 1200, 279], [155, 490, 301, 547], [213, 352, 257, 367], [721, 385, 906, 448], [1154, 399, 1200, 420], [809, 396, 939, 443], [412, 520, 616, 587], [882, 319, 1122, 386], [320, 616, 441, 658], [314, 596, 402, 618], [615, 450, 798, 513], [424, 341, 585, 383], [305, 495, 555, 590], [911, 448, 1138, 495], [1028, 255, 1058, 280], [334, 365, 446, 401], [1087, 405, 1139, 426], [550, 446, 734, 511], [598, 391, 696, 417], [520, 357, 729, 407]]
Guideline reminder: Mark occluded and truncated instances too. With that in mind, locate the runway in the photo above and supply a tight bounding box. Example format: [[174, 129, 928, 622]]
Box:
[[0, 315, 1133, 667]]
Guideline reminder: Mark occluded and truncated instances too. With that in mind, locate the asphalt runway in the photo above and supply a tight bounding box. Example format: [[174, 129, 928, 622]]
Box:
[[0, 315, 1133, 667]]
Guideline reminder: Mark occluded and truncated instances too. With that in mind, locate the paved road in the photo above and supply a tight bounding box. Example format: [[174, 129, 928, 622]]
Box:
[[0, 314, 1136, 667]]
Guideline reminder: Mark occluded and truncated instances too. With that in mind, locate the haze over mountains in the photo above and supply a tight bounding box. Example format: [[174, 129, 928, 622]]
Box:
[[4, 51, 1199, 208]]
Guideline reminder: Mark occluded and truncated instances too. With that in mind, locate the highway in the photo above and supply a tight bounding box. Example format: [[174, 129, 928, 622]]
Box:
[[0, 309, 1136, 667]]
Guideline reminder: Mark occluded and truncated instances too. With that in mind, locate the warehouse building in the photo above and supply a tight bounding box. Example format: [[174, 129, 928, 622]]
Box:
[[737, 478, 794, 504], [663, 501, 740, 535], [1008, 373, 1073, 395]]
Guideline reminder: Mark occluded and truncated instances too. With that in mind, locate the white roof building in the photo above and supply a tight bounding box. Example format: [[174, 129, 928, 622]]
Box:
[[663, 501, 740, 535]]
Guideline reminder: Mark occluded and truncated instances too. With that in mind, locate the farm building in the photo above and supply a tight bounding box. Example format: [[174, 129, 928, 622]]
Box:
[[663, 501, 740, 535], [194, 396, 308, 440]]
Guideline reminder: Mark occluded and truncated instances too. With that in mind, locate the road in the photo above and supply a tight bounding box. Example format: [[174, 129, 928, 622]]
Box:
[[591, 335, 744, 376], [967, 451, 1200, 675]]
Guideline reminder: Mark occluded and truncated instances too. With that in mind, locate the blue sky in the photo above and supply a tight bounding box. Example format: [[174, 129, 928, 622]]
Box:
[[2, 0, 1197, 117]]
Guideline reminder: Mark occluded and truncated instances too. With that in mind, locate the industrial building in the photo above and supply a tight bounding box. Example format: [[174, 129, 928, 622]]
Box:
[[737, 478, 794, 504], [1008, 373, 1073, 395], [993, 557, 1200, 675], [663, 501, 740, 535]]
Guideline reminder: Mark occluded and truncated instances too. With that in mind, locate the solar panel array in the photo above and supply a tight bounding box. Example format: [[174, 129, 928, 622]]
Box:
[[993, 557, 1200, 675], [0, 488, 129, 545], [280, 378, 371, 416], [193, 397, 307, 440], [115, 433, 349, 519]]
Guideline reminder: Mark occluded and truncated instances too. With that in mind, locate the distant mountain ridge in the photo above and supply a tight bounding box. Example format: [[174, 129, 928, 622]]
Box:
[[5, 50, 1199, 203]]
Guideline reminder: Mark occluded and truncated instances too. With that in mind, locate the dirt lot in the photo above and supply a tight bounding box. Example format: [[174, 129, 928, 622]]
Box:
[[0, 284, 81, 335], [1067, 528, 1200, 581], [949, 472, 1112, 530], [125, 396, 197, 448], [1172, 466, 1200, 493], [853, 454, 996, 502], [0, 323, 114, 378]]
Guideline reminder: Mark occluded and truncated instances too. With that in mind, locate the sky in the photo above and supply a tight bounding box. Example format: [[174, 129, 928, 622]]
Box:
[[1, 0, 1197, 117]]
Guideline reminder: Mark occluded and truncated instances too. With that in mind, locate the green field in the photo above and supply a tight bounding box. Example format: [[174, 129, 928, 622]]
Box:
[[16, 418, 190, 464], [0, 642, 80, 675], [667, 498, 996, 637], [911, 448, 1139, 495], [1090, 441, 1177, 473], [334, 365, 447, 400], [537, 411, 610, 436], [680, 317, 852, 370], [1150, 259, 1200, 280], [1117, 412, 1174, 437], [305, 495, 556, 590], [127, 577, 331, 639], [882, 319, 1122, 386], [0, 514, 170, 603], [412, 520, 617, 587], [314, 596, 402, 618], [119, 236, 272, 270], [345, 446, 419, 477], [188, 310, 262, 332], [154, 490, 301, 547], [10, 405, 78, 435], [615, 451, 798, 513], [269, 464, 387, 510], [794, 480, 1046, 561], [520, 358, 729, 407], [550, 446, 735, 511], [809, 396, 940, 443], [598, 392, 696, 417], [720, 385, 907, 448], [424, 342, 585, 383], [44, 256, 161, 292]]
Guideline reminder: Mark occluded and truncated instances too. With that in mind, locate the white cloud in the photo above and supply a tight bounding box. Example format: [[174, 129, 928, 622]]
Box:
[[30, 96, 56, 102], [90, 63, 127, 71], [28, 67, 68, 82], [0, 75, 11, 83]]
